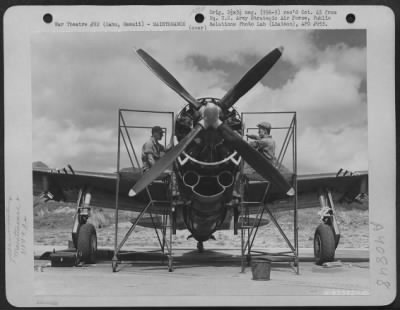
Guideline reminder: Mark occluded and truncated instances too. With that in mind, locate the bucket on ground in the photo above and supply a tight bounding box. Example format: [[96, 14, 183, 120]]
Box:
[[251, 259, 272, 280]]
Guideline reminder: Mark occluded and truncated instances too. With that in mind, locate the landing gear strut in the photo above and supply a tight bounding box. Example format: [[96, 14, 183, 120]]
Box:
[[197, 241, 204, 253]]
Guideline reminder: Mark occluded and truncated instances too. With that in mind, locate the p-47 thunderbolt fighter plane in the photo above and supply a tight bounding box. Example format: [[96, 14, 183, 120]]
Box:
[[33, 47, 368, 271]]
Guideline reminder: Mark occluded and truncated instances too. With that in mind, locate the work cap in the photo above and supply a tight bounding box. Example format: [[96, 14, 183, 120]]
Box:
[[152, 126, 163, 134], [257, 121, 271, 130]]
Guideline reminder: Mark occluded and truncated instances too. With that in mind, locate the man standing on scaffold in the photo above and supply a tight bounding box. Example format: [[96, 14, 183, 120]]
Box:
[[141, 126, 166, 171], [246, 121, 276, 163]]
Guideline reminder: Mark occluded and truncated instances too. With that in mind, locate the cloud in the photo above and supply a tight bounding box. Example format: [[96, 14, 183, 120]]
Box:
[[239, 63, 366, 128], [139, 30, 317, 68], [297, 126, 368, 174], [32, 32, 235, 131], [31, 30, 367, 174], [316, 43, 366, 78], [235, 40, 367, 173], [33, 117, 117, 171]]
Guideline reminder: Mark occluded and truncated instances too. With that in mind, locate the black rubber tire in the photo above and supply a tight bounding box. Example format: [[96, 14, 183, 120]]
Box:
[[314, 223, 336, 265], [77, 223, 97, 263]]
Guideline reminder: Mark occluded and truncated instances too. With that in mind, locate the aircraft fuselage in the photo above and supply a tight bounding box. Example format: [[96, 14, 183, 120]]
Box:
[[174, 98, 243, 242]]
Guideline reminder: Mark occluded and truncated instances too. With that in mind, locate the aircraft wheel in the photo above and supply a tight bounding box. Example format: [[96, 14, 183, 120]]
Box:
[[77, 223, 97, 264], [314, 223, 335, 265]]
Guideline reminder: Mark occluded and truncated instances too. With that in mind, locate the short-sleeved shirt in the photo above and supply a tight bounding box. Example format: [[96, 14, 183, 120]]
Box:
[[141, 137, 165, 171], [249, 135, 276, 161]]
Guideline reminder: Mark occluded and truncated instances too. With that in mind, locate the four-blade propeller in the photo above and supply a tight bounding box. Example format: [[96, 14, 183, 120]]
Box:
[[129, 47, 294, 197], [218, 47, 284, 111], [136, 49, 201, 110]]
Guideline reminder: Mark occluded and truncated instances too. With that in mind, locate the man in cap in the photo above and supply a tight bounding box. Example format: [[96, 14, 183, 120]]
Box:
[[247, 121, 276, 162], [231, 121, 277, 201], [141, 126, 166, 171]]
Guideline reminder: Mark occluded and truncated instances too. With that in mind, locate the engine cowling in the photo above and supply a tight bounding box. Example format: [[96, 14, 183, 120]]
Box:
[[174, 97, 242, 241]]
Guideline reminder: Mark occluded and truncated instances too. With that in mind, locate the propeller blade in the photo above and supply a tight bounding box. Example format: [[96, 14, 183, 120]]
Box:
[[219, 123, 294, 196], [218, 47, 283, 111], [136, 49, 201, 109], [129, 124, 204, 197]]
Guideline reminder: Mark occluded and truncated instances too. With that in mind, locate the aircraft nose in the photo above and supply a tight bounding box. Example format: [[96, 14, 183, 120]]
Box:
[[202, 103, 222, 129]]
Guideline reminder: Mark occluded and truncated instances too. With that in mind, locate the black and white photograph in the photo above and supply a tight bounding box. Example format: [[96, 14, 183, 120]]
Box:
[[3, 5, 396, 307]]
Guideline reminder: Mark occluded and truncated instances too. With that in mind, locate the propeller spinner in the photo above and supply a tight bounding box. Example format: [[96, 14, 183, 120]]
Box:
[[129, 47, 294, 197]]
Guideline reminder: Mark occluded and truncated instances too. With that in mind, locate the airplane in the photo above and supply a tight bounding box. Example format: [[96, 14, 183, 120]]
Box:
[[33, 47, 368, 271]]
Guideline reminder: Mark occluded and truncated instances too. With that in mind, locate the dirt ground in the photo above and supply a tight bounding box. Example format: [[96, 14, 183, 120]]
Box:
[[34, 199, 369, 250]]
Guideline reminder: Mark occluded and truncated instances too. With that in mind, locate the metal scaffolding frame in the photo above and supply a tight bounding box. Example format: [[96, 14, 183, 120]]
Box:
[[239, 111, 299, 274], [112, 109, 175, 272]]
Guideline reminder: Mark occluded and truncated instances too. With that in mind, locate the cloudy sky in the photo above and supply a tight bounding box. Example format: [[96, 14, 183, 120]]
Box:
[[31, 30, 367, 174]]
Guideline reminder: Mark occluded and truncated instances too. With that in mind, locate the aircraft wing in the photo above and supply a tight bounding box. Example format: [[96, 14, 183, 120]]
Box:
[[296, 171, 368, 194], [243, 170, 368, 212], [33, 167, 172, 214]]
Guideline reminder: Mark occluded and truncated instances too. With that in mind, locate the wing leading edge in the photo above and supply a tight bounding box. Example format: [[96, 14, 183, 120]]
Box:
[[33, 167, 172, 214], [243, 170, 368, 212], [34, 167, 368, 213]]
